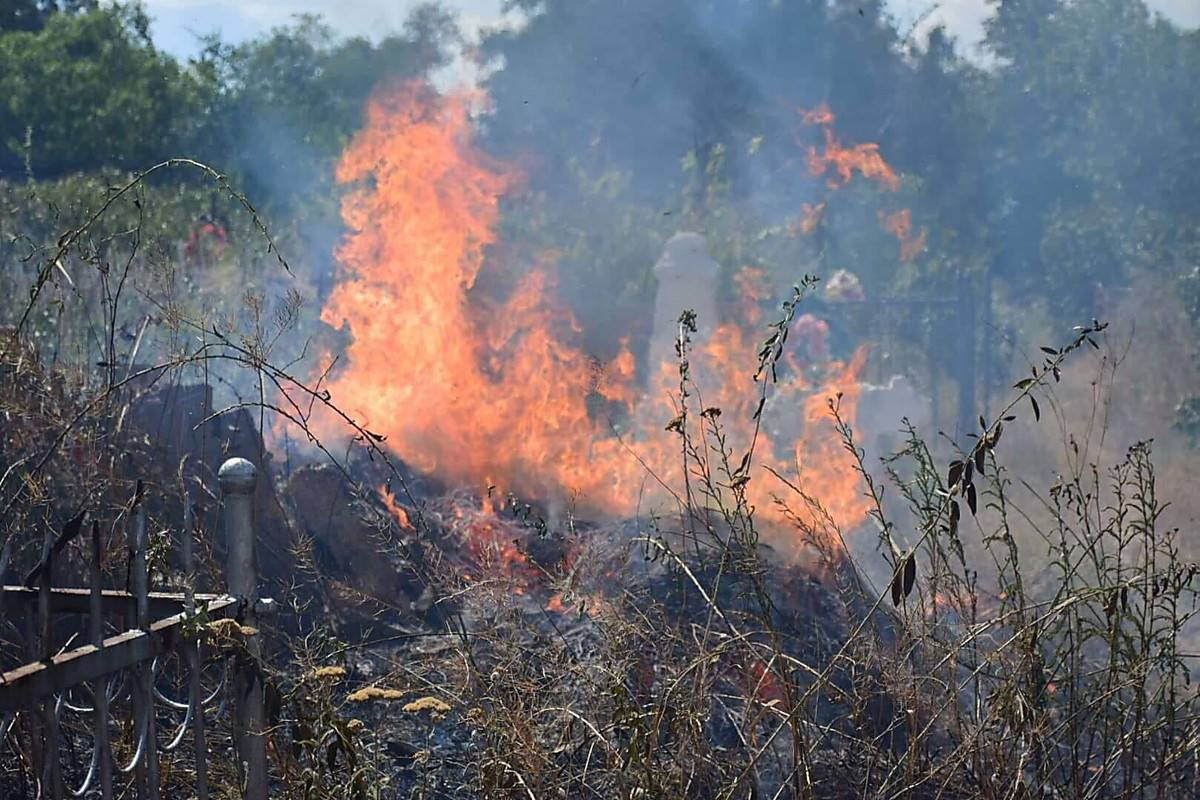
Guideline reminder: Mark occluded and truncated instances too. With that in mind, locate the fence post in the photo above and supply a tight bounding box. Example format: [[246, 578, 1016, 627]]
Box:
[[89, 521, 113, 800], [38, 527, 63, 799], [218, 457, 267, 800], [182, 495, 209, 800], [130, 493, 160, 800]]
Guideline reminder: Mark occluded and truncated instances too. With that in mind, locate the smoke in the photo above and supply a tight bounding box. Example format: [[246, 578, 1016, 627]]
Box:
[[220, 0, 1200, 585], [1019, 276, 1200, 540]]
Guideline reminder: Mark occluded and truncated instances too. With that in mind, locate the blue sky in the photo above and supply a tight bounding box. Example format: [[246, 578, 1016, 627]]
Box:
[[142, 0, 1200, 69]]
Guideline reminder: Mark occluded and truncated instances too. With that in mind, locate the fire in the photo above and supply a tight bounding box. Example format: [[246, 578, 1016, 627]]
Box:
[[799, 105, 924, 263], [790, 202, 826, 237], [880, 209, 927, 262], [310, 82, 873, 551], [801, 104, 899, 191], [379, 485, 412, 530], [799, 105, 835, 127], [743, 658, 788, 708], [544, 592, 606, 617], [796, 348, 868, 529]]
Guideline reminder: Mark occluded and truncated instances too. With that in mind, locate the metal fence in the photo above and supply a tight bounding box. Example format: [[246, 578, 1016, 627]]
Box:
[[0, 457, 271, 799]]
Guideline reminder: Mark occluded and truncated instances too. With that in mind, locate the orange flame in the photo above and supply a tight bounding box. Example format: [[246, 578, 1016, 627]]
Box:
[[311, 83, 872, 550], [788, 202, 826, 237], [379, 486, 412, 530], [880, 209, 927, 261], [743, 658, 789, 708], [801, 104, 899, 191], [799, 104, 835, 127]]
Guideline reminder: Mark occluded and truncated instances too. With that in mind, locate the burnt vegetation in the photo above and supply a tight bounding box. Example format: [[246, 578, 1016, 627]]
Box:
[[2, 1, 1200, 799]]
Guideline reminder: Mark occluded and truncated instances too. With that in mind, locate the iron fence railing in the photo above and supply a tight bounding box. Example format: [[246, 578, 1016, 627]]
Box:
[[0, 457, 272, 800]]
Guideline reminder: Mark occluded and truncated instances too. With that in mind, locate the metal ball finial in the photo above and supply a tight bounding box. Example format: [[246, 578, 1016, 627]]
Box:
[[218, 457, 258, 495]]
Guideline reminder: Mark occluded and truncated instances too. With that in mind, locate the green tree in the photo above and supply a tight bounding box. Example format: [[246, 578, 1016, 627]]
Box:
[[194, 6, 458, 215], [0, 3, 204, 178], [476, 0, 969, 363], [0, 0, 96, 33], [481, 0, 912, 209], [981, 0, 1200, 316]]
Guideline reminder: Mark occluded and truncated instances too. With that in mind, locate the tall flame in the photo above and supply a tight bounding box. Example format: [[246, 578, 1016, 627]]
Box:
[[311, 83, 872, 546]]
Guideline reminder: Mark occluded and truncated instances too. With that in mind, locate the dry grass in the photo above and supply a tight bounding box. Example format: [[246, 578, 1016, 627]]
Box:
[[0, 171, 1197, 800]]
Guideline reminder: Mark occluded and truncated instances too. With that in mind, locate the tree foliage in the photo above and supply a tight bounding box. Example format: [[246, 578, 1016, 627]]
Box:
[[0, 2, 457, 198], [0, 4, 201, 177], [1, 0, 1198, 421], [191, 6, 457, 211], [0, 0, 95, 34]]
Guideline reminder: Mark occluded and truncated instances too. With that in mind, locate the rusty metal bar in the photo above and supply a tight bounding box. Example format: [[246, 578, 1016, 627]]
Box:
[[90, 521, 114, 800], [25, 576, 43, 795], [219, 457, 268, 800], [0, 596, 238, 711], [40, 527, 64, 799], [39, 528, 52, 659], [128, 497, 149, 797], [1, 586, 231, 618], [183, 495, 209, 800], [131, 499, 161, 800], [1, 474, 274, 799], [64, 524, 103, 798]]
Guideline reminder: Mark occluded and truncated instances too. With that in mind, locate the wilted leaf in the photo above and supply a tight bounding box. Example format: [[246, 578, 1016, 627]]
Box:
[[966, 483, 978, 516], [902, 552, 917, 599], [1029, 395, 1041, 422], [1104, 591, 1119, 621], [990, 420, 1004, 447]]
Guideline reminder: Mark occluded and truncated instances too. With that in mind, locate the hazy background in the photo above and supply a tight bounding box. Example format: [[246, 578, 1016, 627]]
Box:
[[141, 0, 1199, 66], [4, 0, 1200, 583]]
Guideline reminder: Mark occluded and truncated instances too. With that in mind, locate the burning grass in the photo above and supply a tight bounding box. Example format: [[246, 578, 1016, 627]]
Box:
[[1, 92, 1198, 800], [267, 316, 1200, 799], [300, 83, 875, 549], [3, 249, 1200, 798]]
